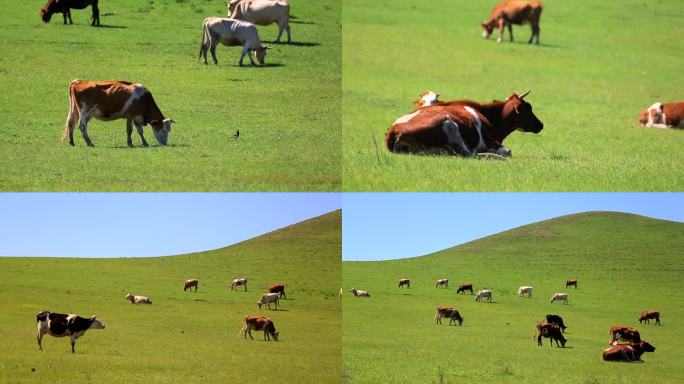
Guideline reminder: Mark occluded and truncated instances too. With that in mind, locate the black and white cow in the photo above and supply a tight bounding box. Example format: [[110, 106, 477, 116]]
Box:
[[36, 311, 105, 353]]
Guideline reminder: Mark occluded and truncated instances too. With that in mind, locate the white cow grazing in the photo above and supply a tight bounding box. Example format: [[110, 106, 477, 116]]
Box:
[[475, 289, 493, 302], [349, 288, 370, 297], [550, 293, 568, 304], [257, 293, 280, 310], [125, 294, 152, 304], [517, 286, 533, 298], [414, 91, 441, 107], [228, 0, 291, 43], [199, 17, 270, 66], [436, 279, 449, 288], [230, 278, 248, 291]]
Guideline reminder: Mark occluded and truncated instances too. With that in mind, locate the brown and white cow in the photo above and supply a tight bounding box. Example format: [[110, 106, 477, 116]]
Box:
[[398, 278, 411, 288], [435, 306, 464, 326], [566, 279, 578, 289], [475, 289, 493, 302], [550, 293, 568, 304], [199, 17, 270, 66], [482, 1, 543, 44], [603, 341, 655, 362], [268, 284, 286, 299], [184, 279, 199, 292], [639, 310, 661, 326], [386, 91, 543, 157], [536, 322, 566, 347], [63, 80, 174, 147], [231, 278, 248, 291], [36, 311, 105, 353], [436, 279, 449, 288], [125, 294, 152, 304], [257, 293, 280, 310], [639, 102, 684, 129], [457, 283, 474, 295], [40, 0, 100, 26], [349, 288, 370, 297], [228, 0, 291, 43], [609, 326, 641, 346], [239, 316, 279, 341]]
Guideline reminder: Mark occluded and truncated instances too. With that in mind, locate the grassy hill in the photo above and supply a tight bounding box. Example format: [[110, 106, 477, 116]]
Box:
[[0, 0, 340, 191], [0, 210, 341, 383], [342, 0, 684, 191], [343, 212, 683, 383]]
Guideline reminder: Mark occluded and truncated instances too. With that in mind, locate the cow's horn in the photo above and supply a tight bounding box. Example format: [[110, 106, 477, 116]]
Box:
[[519, 90, 531, 99]]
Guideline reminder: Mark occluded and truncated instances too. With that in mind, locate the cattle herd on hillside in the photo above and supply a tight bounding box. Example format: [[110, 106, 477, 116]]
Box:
[[346, 278, 662, 363], [36, 278, 292, 352]]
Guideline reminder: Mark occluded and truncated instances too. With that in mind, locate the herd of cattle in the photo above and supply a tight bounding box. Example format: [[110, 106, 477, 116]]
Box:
[[348, 278, 662, 363], [35, 278, 289, 352]]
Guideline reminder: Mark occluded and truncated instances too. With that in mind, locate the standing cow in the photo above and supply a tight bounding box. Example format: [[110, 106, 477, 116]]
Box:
[[566, 279, 578, 289], [457, 284, 474, 295], [40, 0, 100, 26], [198, 17, 270, 66], [435, 306, 464, 326], [536, 322, 567, 347], [231, 278, 248, 291], [517, 286, 533, 298], [398, 279, 411, 288], [609, 326, 641, 345], [184, 279, 199, 292], [550, 293, 568, 304], [257, 293, 280, 310], [481, 1, 543, 44], [36, 311, 105, 353], [639, 310, 661, 325], [436, 279, 449, 288], [268, 284, 286, 299], [639, 102, 684, 129], [239, 316, 279, 341], [475, 289, 493, 303], [228, 0, 291, 43], [545, 314, 567, 333]]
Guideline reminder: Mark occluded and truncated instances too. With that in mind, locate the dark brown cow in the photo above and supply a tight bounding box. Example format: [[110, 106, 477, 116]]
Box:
[[603, 341, 655, 362], [565, 279, 578, 289], [435, 306, 464, 326], [639, 102, 684, 129], [40, 0, 100, 26], [609, 326, 641, 345], [398, 278, 411, 288], [184, 279, 199, 292], [268, 284, 286, 299], [482, 1, 543, 44], [639, 310, 660, 326], [36, 311, 105, 353], [239, 316, 279, 341], [386, 92, 543, 158], [456, 283, 474, 295], [536, 322, 566, 347]]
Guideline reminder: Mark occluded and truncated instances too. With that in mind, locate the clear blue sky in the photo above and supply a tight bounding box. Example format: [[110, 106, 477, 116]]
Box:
[[343, 193, 684, 261], [0, 193, 340, 258]]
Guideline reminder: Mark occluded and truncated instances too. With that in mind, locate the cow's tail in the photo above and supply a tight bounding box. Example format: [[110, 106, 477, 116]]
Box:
[[198, 20, 210, 61], [62, 80, 80, 143], [237, 324, 247, 337]]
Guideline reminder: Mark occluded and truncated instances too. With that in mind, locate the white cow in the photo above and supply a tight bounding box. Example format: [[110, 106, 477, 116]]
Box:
[[349, 288, 370, 297], [436, 279, 449, 288], [257, 293, 280, 310], [228, 0, 291, 43], [198, 17, 270, 66], [475, 289, 493, 302], [230, 278, 248, 291], [517, 286, 533, 298], [125, 294, 152, 304], [550, 293, 568, 304]]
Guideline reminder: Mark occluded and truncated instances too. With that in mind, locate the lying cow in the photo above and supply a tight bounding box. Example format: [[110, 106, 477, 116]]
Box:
[[386, 91, 543, 157], [414, 91, 441, 107], [566, 279, 578, 289], [36, 311, 105, 353], [231, 278, 248, 291], [545, 314, 567, 333], [349, 288, 370, 297], [435, 306, 463, 326], [609, 326, 641, 345], [184, 279, 199, 292], [639, 102, 684, 129], [482, 1, 543, 44], [257, 293, 280, 310], [199, 17, 270, 66], [603, 341, 655, 362], [457, 283, 473, 295], [435, 279, 449, 288], [517, 286, 533, 298], [268, 284, 286, 299], [125, 294, 152, 304], [639, 310, 661, 325], [550, 293, 568, 304], [536, 322, 566, 347], [63, 79, 175, 147], [228, 0, 291, 43], [239, 316, 279, 341], [40, 0, 100, 26], [475, 289, 493, 302], [398, 278, 410, 288]]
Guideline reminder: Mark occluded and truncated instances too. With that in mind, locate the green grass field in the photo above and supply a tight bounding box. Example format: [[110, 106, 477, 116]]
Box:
[[342, 0, 684, 191], [0, 211, 341, 383], [343, 212, 684, 383], [0, 0, 340, 191]]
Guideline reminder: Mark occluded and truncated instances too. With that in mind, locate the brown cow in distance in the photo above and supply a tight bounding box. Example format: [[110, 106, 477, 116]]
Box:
[[239, 316, 279, 341], [184, 279, 199, 292], [435, 306, 464, 326], [566, 279, 578, 289], [482, 1, 543, 44], [639, 102, 684, 129], [268, 284, 286, 299], [609, 326, 640, 345], [603, 341, 655, 362], [639, 310, 660, 325], [40, 0, 100, 26], [457, 284, 474, 295], [536, 322, 566, 347], [398, 279, 410, 288]]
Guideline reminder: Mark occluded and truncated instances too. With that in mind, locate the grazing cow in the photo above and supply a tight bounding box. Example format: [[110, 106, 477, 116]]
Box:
[[603, 341, 655, 362], [550, 293, 568, 304], [639, 310, 661, 325], [436, 279, 449, 288], [517, 286, 533, 298], [257, 293, 280, 310], [609, 326, 641, 345], [536, 322, 566, 347], [40, 0, 100, 26], [239, 316, 279, 341], [231, 278, 248, 291], [457, 284, 474, 295], [198, 17, 270, 66], [386, 91, 543, 157], [125, 294, 152, 304], [268, 284, 286, 299], [63, 79, 175, 147], [639, 102, 684, 129], [435, 306, 464, 326], [184, 279, 199, 292], [475, 289, 493, 302], [566, 279, 578, 289], [481, 1, 543, 44], [36, 311, 105, 353], [349, 288, 370, 297], [398, 279, 411, 288], [414, 91, 441, 107], [545, 314, 567, 333], [228, 0, 291, 43]]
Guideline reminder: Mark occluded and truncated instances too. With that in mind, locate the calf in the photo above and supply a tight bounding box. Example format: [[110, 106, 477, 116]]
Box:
[[609, 326, 641, 345], [545, 314, 567, 333], [639, 310, 660, 325], [231, 278, 248, 291], [565, 279, 578, 289], [435, 306, 463, 326], [228, 0, 291, 43], [257, 293, 280, 310], [603, 341, 655, 362], [639, 102, 684, 129], [475, 289, 493, 303], [184, 279, 199, 292], [482, 1, 543, 44], [349, 288, 370, 297], [125, 294, 152, 304], [457, 284, 474, 295], [268, 284, 286, 299], [199, 17, 270, 66], [550, 293, 568, 304], [536, 322, 566, 347], [40, 0, 100, 26], [36, 311, 105, 353], [435, 279, 449, 288], [517, 286, 533, 298], [239, 316, 279, 341], [398, 278, 411, 288]]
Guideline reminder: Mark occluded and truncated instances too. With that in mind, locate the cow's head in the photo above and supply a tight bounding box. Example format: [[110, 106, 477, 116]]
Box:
[[414, 91, 440, 107], [505, 91, 544, 133], [254, 45, 270, 65], [40, 0, 59, 23], [150, 119, 175, 145], [89, 316, 106, 329], [482, 21, 495, 39], [647, 103, 664, 125], [638, 340, 656, 353], [125, 294, 133, 301]]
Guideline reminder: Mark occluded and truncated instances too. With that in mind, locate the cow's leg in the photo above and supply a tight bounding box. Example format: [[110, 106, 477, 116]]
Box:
[[64, 103, 79, 146], [656, 316, 660, 325], [441, 117, 473, 156], [247, 329, 253, 340], [70, 334, 76, 353], [62, 11, 68, 24], [126, 120, 134, 147], [78, 111, 95, 147], [209, 40, 219, 65], [508, 23, 513, 42], [537, 334, 542, 346], [134, 123, 149, 147], [67, 9, 73, 24], [496, 19, 505, 43], [37, 328, 45, 351], [91, 2, 101, 26], [276, 24, 284, 43], [285, 22, 291, 43]]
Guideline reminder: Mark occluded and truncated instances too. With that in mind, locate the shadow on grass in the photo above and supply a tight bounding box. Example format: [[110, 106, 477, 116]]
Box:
[[289, 20, 316, 25], [97, 24, 127, 29], [106, 143, 190, 149], [276, 41, 320, 47]]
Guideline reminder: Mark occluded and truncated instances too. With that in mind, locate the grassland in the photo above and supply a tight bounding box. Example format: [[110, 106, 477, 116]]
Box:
[[0, 0, 340, 191], [0, 210, 341, 383], [342, 0, 684, 191], [343, 212, 684, 383]]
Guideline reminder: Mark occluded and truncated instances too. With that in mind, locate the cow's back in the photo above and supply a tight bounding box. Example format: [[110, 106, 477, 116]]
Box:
[[71, 80, 141, 116], [663, 103, 684, 127], [234, 0, 288, 25], [497, 1, 542, 24]]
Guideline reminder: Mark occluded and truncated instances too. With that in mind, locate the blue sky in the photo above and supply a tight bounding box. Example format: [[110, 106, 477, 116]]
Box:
[[343, 193, 684, 261], [0, 193, 340, 258]]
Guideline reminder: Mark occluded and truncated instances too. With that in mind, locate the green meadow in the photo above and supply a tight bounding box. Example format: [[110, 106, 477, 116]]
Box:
[[0, 211, 341, 383], [0, 0, 340, 191], [342, 0, 684, 191], [343, 212, 684, 383]]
